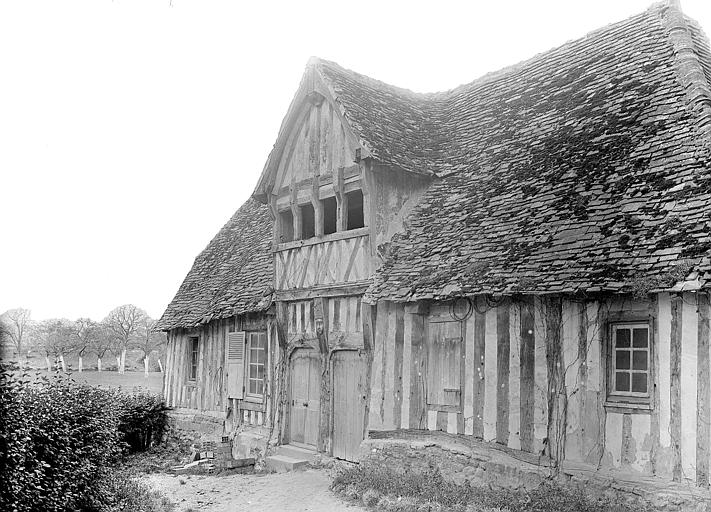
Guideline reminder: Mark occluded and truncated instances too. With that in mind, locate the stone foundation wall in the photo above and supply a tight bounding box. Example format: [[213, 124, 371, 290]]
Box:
[[360, 437, 547, 490], [359, 433, 711, 512]]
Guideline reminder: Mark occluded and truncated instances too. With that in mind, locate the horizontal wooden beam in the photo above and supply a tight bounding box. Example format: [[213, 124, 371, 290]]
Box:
[[274, 227, 369, 252], [274, 281, 371, 301]]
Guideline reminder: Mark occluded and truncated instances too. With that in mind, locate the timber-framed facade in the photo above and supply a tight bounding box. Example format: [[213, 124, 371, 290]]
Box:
[[160, 0, 711, 487]]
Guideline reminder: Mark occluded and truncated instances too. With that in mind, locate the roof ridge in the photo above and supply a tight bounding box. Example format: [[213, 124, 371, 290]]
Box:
[[660, 1, 711, 142]]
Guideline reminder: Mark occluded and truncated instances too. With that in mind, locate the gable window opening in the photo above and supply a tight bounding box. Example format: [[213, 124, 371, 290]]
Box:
[[247, 332, 267, 399], [322, 196, 337, 235], [279, 209, 294, 243], [609, 323, 651, 405], [346, 189, 364, 230], [300, 203, 315, 239], [188, 337, 199, 381]]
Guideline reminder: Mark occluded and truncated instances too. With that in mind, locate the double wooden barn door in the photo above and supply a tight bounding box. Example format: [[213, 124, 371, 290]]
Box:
[[332, 350, 367, 462], [289, 349, 321, 448]]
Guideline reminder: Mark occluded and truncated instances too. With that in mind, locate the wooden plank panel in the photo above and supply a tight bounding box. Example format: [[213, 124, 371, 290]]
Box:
[[496, 303, 511, 445], [401, 312, 413, 429], [508, 302, 521, 449], [436, 410, 448, 432], [520, 297, 535, 453], [369, 302, 388, 429], [670, 294, 683, 482], [651, 295, 661, 475], [382, 304, 397, 430], [464, 305, 476, 436], [698, 293, 711, 487], [533, 297, 548, 454], [483, 306, 498, 442], [658, 293, 672, 450], [393, 305, 405, 429], [681, 294, 698, 480], [409, 314, 427, 429], [473, 303, 486, 439]]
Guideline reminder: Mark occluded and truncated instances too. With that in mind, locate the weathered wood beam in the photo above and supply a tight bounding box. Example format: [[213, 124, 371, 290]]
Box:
[[274, 281, 371, 301], [496, 302, 511, 445], [519, 297, 535, 453], [697, 292, 710, 486], [290, 177, 301, 239], [670, 293, 683, 482]]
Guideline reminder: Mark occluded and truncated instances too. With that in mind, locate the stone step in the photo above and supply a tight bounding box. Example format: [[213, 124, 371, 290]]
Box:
[[276, 444, 318, 461], [265, 454, 310, 473]]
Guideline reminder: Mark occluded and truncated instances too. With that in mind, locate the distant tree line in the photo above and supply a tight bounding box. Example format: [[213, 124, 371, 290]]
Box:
[[0, 305, 166, 375]]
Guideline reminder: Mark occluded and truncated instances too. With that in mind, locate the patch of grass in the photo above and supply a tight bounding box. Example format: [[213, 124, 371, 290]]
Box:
[[331, 463, 651, 512], [93, 468, 174, 512]]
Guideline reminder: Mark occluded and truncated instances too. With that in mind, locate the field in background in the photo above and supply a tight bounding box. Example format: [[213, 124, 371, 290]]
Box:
[[71, 370, 163, 394], [10, 367, 164, 395]]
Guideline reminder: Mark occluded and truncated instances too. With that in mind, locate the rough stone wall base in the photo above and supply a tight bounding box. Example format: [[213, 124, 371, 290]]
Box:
[[360, 433, 711, 512]]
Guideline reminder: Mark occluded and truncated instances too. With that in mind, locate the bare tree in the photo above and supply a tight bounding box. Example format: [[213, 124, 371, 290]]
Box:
[[34, 319, 73, 372], [134, 317, 167, 376], [104, 305, 147, 374], [71, 318, 100, 372], [0, 308, 32, 361], [91, 322, 113, 372]]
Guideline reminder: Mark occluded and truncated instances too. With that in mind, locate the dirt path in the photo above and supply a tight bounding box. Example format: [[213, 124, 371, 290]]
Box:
[[144, 469, 364, 512]]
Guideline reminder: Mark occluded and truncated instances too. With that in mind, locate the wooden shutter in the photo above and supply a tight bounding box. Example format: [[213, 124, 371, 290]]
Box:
[[227, 331, 246, 399]]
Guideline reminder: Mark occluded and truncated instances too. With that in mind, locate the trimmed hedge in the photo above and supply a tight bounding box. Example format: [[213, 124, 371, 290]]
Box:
[[0, 363, 169, 512]]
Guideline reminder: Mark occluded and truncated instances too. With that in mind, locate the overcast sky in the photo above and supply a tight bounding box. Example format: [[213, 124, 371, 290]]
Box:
[[1, 0, 710, 322]]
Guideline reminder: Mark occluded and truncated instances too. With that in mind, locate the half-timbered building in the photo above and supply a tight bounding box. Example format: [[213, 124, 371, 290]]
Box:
[[160, 0, 711, 488], [158, 199, 277, 437]]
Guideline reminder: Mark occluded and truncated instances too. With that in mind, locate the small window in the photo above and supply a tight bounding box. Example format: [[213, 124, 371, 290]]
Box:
[[188, 337, 199, 381], [322, 196, 337, 235], [346, 189, 364, 230], [247, 332, 267, 399], [609, 323, 651, 402], [279, 210, 294, 243], [300, 203, 315, 239]]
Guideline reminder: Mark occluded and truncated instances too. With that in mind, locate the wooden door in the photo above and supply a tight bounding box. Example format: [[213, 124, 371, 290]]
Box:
[[289, 349, 321, 448], [427, 321, 462, 411], [332, 350, 367, 462]]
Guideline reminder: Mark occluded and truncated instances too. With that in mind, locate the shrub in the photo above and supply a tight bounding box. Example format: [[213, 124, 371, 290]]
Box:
[[114, 391, 169, 453], [0, 363, 169, 512]]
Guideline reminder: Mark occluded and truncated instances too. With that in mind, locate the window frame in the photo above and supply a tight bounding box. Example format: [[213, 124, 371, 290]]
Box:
[[606, 320, 653, 410], [188, 336, 199, 382], [245, 331, 268, 402]]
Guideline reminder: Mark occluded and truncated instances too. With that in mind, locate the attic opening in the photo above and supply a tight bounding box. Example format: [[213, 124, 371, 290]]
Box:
[[322, 196, 337, 235], [346, 189, 364, 230], [279, 209, 294, 243], [300, 203, 316, 239]]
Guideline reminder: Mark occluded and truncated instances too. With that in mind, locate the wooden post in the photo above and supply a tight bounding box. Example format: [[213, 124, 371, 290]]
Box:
[[650, 295, 661, 475], [520, 296, 535, 453], [496, 302, 511, 445], [472, 298, 486, 439], [290, 177, 301, 239], [362, 302, 377, 439], [670, 294, 683, 482], [545, 297, 565, 463], [697, 292, 710, 486]]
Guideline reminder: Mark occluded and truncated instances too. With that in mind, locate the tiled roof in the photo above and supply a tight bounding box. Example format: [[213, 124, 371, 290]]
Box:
[[357, 3, 711, 302], [157, 199, 273, 330]]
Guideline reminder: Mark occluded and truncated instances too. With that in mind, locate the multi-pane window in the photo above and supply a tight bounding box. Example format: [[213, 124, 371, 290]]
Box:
[[611, 324, 650, 397], [247, 332, 267, 398], [189, 337, 199, 381]]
